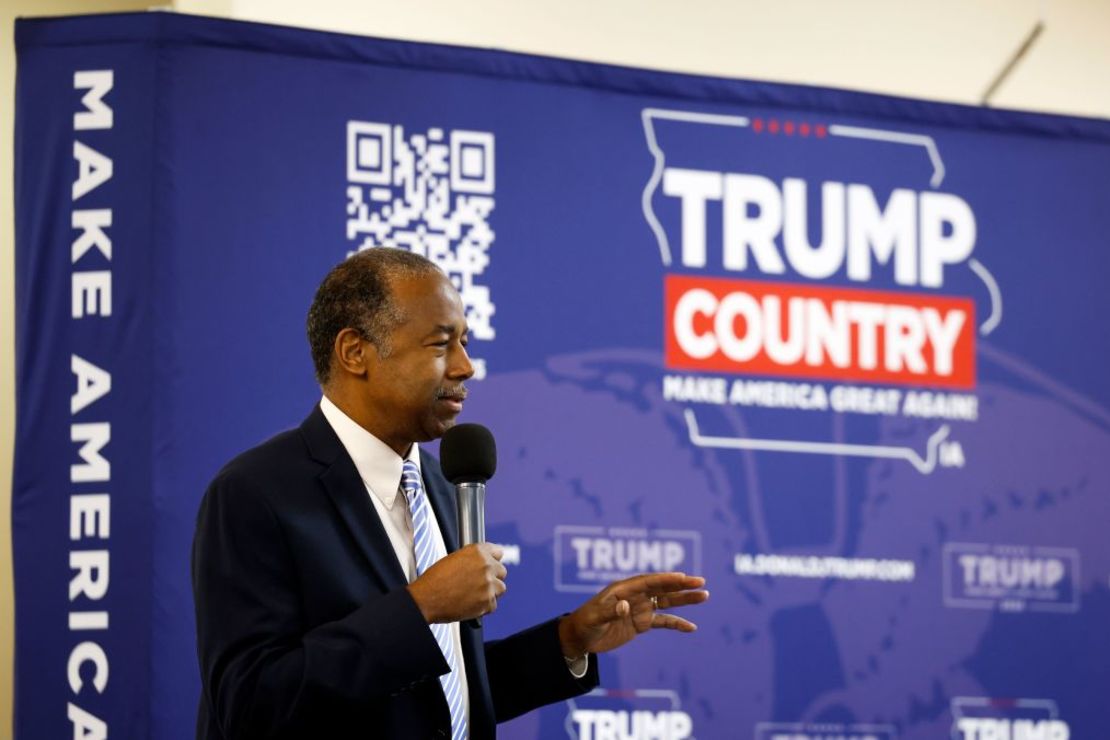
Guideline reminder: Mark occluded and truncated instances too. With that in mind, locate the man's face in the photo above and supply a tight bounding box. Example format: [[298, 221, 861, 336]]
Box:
[[361, 271, 473, 454]]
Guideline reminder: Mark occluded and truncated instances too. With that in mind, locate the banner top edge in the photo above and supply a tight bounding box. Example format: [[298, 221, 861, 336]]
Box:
[[14, 10, 1110, 143]]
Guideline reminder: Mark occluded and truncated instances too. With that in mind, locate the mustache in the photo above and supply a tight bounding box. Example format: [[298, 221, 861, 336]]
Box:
[[436, 386, 468, 400]]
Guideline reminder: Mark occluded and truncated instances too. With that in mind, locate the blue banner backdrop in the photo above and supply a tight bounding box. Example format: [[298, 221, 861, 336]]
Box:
[[14, 11, 1110, 740]]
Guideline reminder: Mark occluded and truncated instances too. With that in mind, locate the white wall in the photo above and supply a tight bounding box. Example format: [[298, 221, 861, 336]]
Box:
[[1, 0, 1107, 736], [189, 0, 1110, 118]]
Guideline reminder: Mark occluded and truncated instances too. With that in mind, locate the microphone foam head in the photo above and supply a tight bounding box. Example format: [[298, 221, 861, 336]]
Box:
[[440, 423, 497, 483]]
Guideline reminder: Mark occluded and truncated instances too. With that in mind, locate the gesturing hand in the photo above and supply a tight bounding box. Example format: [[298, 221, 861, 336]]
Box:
[[407, 543, 507, 623], [557, 572, 708, 658]]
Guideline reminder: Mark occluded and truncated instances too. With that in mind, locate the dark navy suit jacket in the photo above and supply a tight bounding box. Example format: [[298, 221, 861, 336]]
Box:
[[192, 405, 598, 739]]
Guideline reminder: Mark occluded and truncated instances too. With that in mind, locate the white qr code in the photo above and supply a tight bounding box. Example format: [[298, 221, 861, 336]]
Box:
[[345, 121, 496, 345]]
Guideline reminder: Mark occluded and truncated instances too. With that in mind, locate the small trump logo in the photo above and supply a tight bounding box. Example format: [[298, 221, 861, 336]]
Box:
[[554, 526, 701, 593], [943, 543, 1079, 613]]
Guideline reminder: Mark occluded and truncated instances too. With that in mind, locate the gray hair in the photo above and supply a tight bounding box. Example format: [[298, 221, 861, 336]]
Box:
[[306, 248, 441, 385]]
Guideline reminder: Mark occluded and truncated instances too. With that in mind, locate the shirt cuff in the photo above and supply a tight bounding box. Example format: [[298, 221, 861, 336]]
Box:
[[564, 653, 590, 679]]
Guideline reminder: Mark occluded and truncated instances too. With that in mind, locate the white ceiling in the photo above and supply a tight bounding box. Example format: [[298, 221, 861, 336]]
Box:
[[179, 0, 1110, 120]]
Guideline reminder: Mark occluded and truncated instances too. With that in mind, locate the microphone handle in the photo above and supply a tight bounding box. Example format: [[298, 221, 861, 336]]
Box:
[[456, 481, 486, 547], [456, 481, 486, 628]]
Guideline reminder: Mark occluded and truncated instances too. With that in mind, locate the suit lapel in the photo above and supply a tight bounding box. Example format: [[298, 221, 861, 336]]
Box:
[[301, 406, 408, 590]]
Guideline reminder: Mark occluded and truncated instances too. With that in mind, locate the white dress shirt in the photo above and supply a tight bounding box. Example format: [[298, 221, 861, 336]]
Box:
[[319, 396, 471, 726]]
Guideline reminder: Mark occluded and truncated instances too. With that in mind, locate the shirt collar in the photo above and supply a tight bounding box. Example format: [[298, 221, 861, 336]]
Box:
[[319, 395, 421, 510]]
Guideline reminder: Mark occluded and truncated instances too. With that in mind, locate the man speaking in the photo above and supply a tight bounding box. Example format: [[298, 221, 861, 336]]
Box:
[[192, 248, 709, 739]]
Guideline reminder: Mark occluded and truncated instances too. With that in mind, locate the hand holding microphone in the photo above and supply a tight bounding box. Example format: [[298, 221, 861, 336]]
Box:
[[407, 423, 502, 625], [406, 542, 506, 623]]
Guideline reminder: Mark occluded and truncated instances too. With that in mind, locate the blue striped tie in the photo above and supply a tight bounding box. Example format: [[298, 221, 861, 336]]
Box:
[[402, 460, 467, 740]]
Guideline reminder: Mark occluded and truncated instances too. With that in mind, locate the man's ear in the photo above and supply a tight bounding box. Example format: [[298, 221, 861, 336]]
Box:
[[333, 328, 371, 378]]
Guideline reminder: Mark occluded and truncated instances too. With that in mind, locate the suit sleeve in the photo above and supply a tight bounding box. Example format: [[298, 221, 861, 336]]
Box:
[[484, 617, 600, 722], [192, 469, 448, 739]]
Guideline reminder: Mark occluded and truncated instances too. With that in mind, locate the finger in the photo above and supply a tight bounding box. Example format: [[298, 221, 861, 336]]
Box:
[[648, 574, 706, 594], [606, 573, 671, 600], [654, 590, 710, 610], [610, 572, 706, 600], [650, 612, 698, 632], [494, 578, 507, 596], [614, 599, 631, 619], [495, 562, 508, 580], [485, 543, 505, 560]]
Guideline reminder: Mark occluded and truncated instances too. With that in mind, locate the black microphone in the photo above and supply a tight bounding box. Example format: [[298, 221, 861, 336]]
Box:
[[440, 423, 497, 548], [440, 424, 496, 628]]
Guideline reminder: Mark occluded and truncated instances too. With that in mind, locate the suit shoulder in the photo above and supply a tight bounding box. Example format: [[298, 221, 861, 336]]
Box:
[[208, 427, 315, 496]]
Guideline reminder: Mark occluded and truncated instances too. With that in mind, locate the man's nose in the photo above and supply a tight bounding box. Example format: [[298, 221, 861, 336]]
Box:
[[449, 344, 474, 380]]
